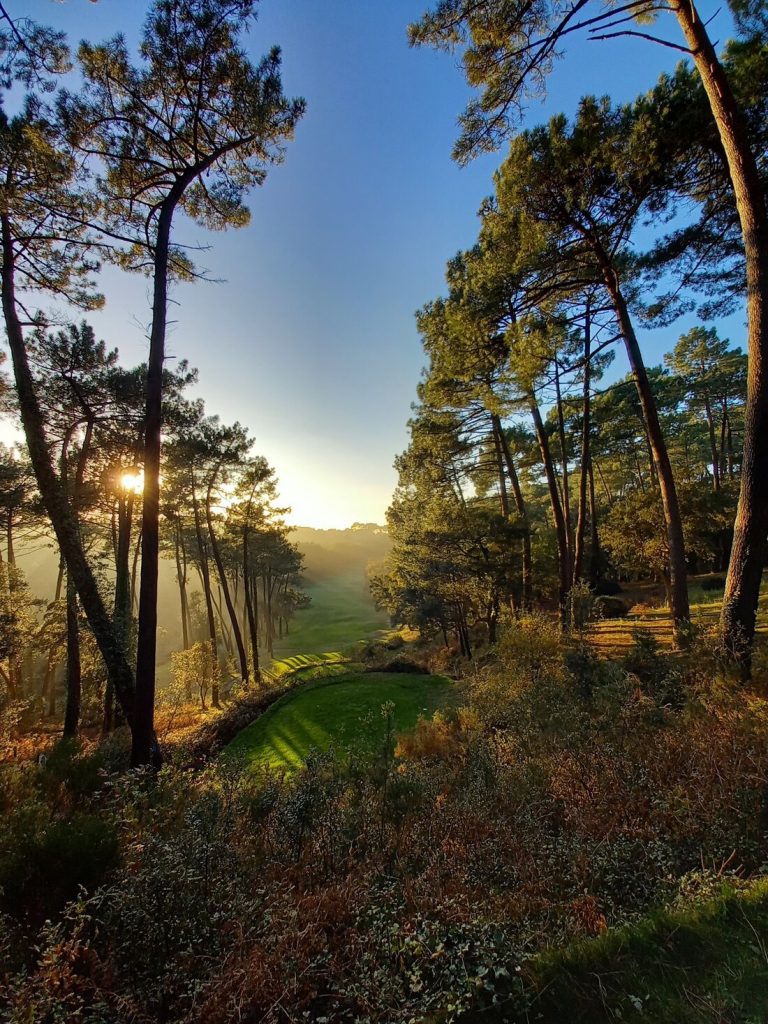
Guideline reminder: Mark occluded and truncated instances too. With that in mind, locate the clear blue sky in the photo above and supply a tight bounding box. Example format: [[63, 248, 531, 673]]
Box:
[[14, 1, 743, 527]]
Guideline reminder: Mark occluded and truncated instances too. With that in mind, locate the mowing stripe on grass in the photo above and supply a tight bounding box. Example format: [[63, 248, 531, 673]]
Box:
[[226, 671, 453, 772]]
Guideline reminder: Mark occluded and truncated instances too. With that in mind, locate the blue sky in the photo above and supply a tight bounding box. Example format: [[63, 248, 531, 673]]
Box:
[[13, 1, 743, 527]]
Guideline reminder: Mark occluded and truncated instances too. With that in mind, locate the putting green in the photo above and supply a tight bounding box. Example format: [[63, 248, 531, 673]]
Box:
[[226, 671, 453, 772]]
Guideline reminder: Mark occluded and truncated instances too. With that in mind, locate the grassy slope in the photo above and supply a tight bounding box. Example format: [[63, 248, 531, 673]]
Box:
[[226, 671, 453, 771], [272, 571, 390, 660], [457, 880, 768, 1024]]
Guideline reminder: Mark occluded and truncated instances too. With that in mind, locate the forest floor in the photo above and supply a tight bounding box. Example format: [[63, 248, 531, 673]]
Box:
[[590, 575, 768, 655], [225, 670, 454, 772]]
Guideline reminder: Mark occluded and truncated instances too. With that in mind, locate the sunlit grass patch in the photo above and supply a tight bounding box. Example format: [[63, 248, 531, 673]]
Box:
[[272, 572, 389, 658], [225, 671, 453, 772], [261, 651, 349, 687]]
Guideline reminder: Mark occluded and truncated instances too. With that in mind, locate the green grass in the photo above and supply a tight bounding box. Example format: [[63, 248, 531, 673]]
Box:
[[226, 671, 453, 772], [261, 650, 350, 684], [272, 572, 390, 659], [455, 879, 768, 1023]]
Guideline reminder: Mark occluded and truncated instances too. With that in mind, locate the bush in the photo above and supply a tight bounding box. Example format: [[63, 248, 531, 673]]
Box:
[[0, 811, 119, 923], [594, 579, 623, 596], [470, 613, 563, 728], [701, 574, 726, 592], [595, 596, 630, 618], [5, 628, 768, 1024], [372, 657, 429, 674], [622, 628, 684, 708]]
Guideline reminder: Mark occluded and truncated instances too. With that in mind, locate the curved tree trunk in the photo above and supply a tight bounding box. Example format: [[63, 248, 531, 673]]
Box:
[[135, 198, 177, 767], [598, 258, 690, 629], [0, 216, 139, 740], [672, 0, 768, 664]]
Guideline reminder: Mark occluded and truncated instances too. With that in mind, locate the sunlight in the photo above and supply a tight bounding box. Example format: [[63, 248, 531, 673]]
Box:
[[120, 469, 144, 494]]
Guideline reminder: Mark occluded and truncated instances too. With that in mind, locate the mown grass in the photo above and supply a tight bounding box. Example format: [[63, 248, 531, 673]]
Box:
[[272, 571, 390, 659], [261, 650, 349, 683], [226, 671, 453, 772], [457, 879, 768, 1023], [590, 576, 768, 655]]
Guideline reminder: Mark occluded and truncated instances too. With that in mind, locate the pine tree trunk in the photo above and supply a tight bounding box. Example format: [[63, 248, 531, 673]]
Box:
[[599, 258, 690, 628], [573, 300, 591, 585], [192, 485, 219, 701], [0, 216, 139, 739], [213, 585, 234, 657], [135, 198, 176, 767], [243, 532, 261, 683], [265, 573, 274, 658], [44, 559, 65, 717], [703, 393, 721, 491], [671, 0, 768, 662], [63, 573, 81, 739], [174, 516, 190, 652], [554, 358, 573, 576], [114, 491, 133, 652], [530, 398, 569, 624], [491, 417, 511, 517], [495, 416, 533, 610], [588, 460, 602, 586], [205, 475, 249, 684]]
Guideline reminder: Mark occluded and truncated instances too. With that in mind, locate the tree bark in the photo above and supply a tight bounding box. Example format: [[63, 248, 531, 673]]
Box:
[[134, 197, 177, 767], [703, 393, 721, 491], [671, 0, 768, 661], [495, 416, 533, 611], [554, 357, 573, 575], [191, 483, 219, 703], [243, 531, 261, 683], [205, 473, 249, 684], [573, 299, 591, 585], [491, 417, 510, 517], [62, 572, 81, 739], [530, 397, 569, 623], [173, 515, 190, 652], [44, 559, 65, 717], [0, 215, 139, 740], [598, 255, 690, 628], [588, 460, 602, 586]]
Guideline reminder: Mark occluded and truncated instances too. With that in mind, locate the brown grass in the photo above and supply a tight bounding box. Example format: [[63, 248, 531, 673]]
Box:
[[589, 577, 768, 656]]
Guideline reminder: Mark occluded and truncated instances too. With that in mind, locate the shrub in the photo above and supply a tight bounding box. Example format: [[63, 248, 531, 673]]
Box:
[[701, 575, 726, 592], [0, 811, 119, 923], [594, 579, 623, 596], [595, 595, 630, 619]]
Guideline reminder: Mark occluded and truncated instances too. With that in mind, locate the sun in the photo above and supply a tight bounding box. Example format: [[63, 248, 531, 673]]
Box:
[[119, 469, 144, 494]]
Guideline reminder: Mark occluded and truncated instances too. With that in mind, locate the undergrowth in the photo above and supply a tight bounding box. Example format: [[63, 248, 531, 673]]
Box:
[[1, 617, 768, 1023]]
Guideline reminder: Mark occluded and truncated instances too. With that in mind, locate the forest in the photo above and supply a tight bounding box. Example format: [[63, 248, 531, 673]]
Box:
[[2, 0, 768, 1022]]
